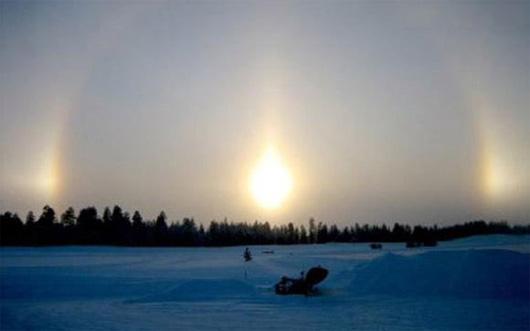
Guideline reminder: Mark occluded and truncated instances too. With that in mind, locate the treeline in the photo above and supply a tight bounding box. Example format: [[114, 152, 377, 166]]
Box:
[[0, 205, 528, 246]]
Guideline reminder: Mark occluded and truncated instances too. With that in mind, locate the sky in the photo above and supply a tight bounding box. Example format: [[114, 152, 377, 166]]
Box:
[[1, 0, 529, 225]]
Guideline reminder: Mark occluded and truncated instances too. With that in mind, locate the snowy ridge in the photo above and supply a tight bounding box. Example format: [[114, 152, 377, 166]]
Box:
[[349, 249, 530, 299]]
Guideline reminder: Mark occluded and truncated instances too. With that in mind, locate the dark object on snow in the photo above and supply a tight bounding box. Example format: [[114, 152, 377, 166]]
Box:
[[370, 243, 383, 249], [244, 247, 252, 262], [262, 250, 275, 254], [406, 241, 419, 248], [423, 239, 438, 247], [275, 266, 328, 295], [406, 240, 438, 248]]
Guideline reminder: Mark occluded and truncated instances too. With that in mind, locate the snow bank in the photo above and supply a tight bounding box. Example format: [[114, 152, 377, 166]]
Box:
[[349, 249, 530, 300]]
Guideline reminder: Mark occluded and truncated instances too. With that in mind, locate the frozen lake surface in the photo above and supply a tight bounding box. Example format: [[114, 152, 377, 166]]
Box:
[[1, 235, 529, 330]]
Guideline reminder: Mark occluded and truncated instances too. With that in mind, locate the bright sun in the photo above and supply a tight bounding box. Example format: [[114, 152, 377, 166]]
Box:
[[250, 146, 293, 209]]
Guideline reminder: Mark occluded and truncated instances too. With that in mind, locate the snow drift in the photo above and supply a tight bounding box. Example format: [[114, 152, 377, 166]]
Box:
[[349, 249, 530, 300]]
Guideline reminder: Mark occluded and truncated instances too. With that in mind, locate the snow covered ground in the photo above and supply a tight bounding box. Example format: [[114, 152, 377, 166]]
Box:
[[1, 235, 529, 330]]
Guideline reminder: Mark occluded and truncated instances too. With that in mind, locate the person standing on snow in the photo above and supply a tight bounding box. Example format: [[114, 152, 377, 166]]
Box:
[[244, 247, 252, 262]]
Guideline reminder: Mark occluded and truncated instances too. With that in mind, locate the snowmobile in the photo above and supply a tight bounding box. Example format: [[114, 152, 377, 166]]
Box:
[[274, 266, 328, 295]]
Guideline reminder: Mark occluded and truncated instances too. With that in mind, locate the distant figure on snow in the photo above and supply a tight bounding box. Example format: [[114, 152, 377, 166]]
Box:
[[244, 247, 252, 262]]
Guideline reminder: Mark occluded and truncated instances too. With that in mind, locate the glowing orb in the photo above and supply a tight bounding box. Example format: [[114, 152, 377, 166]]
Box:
[[250, 146, 293, 209]]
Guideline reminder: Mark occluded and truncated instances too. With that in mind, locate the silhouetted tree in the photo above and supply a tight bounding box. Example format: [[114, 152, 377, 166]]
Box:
[[287, 222, 297, 244], [37, 205, 56, 227], [155, 211, 168, 245], [208, 221, 220, 245], [131, 211, 145, 245], [181, 218, 198, 246], [317, 222, 328, 243], [108, 205, 131, 245], [26, 211, 35, 225], [300, 225, 308, 244], [102, 207, 112, 225], [309, 218, 317, 244], [0, 212, 23, 245], [132, 211, 143, 227], [339, 226, 351, 242], [24, 211, 36, 244], [77, 207, 101, 244], [197, 223, 206, 245], [61, 207, 76, 227], [35, 205, 58, 244], [329, 224, 340, 242]]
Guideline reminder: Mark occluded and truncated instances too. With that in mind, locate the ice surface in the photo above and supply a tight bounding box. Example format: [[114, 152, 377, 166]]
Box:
[[1, 235, 529, 330]]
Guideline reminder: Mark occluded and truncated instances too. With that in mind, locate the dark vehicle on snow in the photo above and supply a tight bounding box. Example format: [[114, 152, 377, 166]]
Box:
[[274, 266, 328, 295]]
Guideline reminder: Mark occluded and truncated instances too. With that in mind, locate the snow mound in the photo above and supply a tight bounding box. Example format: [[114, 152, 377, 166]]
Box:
[[349, 249, 530, 300], [132, 279, 256, 302]]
